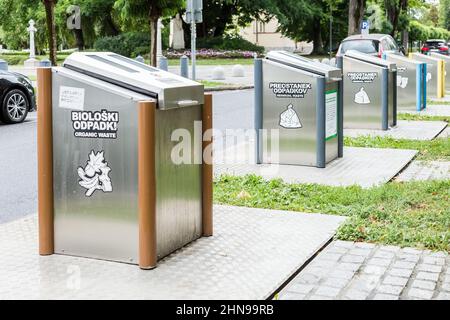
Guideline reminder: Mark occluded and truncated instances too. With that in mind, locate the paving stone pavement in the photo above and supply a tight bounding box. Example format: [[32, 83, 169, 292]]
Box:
[[396, 161, 450, 182], [400, 105, 450, 117], [344, 121, 447, 141], [279, 241, 450, 300]]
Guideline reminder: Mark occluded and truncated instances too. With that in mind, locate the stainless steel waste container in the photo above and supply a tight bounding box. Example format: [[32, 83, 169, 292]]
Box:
[[410, 52, 445, 99], [430, 52, 450, 93], [338, 50, 397, 130], [384, 52, 427, 111], [37, 52, 213, 269], [254, 51, 344, 168]]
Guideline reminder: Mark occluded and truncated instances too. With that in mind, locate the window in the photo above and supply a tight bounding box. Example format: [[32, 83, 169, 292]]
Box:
[[340, 40, 379, 54]]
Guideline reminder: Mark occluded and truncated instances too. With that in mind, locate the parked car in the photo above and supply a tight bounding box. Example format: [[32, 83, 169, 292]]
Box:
[[0, 70, 35, 124], [337, 34, 404, 58], [421, 39, 449, 55]]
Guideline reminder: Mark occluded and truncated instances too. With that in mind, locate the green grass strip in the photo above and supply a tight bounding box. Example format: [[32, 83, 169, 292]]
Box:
[[214, 175, 450, 252], [344, 136, 450, 161], [397, 113, 449, 122]]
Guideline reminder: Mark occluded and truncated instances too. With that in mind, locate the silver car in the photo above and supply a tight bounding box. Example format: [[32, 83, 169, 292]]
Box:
[[337, 34, 404, 58]]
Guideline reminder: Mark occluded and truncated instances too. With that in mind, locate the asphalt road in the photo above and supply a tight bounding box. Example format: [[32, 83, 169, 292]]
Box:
[[0, 90, 254, 223], [0, 112, 38, 223]]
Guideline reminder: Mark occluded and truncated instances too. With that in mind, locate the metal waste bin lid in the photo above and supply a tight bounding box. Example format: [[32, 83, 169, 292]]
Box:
[[266, 51, 342, 81], [345, 50, 397, 72], [63, 52, 204, 110], [384, 52, 423, 65]]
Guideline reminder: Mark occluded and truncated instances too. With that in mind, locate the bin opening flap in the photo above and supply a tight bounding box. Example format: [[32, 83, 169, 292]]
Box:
[[265, 51, 342, 80], [345, 50, 397, 72], [62, 52, 204, 110]]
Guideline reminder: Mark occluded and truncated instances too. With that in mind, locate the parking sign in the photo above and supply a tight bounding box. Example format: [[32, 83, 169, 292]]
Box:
[[361, 20, 370, 35]]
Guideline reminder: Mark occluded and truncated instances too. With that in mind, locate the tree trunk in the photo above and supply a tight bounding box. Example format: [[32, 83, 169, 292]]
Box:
[[348, 0, 366, 36], [104, 15, 120, 36], [312, 19, 324, 55], [149, 16, 158, 67], [73, 29, 84, 51], [43, 0, 57, 66]]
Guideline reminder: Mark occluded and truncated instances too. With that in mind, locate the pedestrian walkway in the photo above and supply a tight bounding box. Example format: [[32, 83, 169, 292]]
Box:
[[396, 161, 450, 182], [344, 120, 447, 141], [0, 205, 345, 300], [400, 105, 450, 117], [215, 145, 418, 188], [278, 241, 450, 300]]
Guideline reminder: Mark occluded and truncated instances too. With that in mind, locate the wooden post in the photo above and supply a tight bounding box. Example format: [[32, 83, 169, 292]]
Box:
[[202, 94, 213, 237], [138, 101, 157, 269], [37, 67, 54, 256]]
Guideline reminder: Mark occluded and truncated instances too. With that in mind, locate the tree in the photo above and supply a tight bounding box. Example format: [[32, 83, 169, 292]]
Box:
[[42, 0, 58, 65], [348, 0, 366, 35], [114, 0, 183, 67], [440, 0, 450, 29], [384, 0, 409, 37]]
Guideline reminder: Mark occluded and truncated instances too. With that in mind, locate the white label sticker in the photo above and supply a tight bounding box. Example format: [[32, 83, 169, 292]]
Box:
[[59, 86, 85, 110], [325, 90, 338, 140]]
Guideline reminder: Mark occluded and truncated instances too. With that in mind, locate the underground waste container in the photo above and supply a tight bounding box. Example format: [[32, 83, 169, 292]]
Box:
[[37, 52, 213, 270], [338, 50, 397, 130], [410, 52, 446, 99], [430, 52, 450, 92], [254, 51, 344, 168], [384, 52, 427, 111]]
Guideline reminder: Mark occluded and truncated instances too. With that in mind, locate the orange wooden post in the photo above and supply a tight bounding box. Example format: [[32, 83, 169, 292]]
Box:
[[37, 67, 54, 255], [202, 94, 213, 237], [138, 101, 157, 269]]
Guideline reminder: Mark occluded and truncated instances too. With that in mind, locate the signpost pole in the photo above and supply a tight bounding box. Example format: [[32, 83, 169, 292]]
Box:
[[191, 13, 197, 81]]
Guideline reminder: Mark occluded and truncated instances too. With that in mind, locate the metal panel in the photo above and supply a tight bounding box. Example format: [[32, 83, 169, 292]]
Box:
[[262, 60, 321, 166], [430, 53, 450, 92], [342, 57, 384, 129], [385, 53, 424, 111], [52, 70, 143, 264], [155, 106, 203, 259], [411, 53, 440, 99]]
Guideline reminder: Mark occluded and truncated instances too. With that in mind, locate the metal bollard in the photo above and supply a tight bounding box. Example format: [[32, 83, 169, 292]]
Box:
[[159, 56, 168, 71], [180, 55, 189, 78], [135, 55, 145, 64], [39, 59, 51, 67], [0, 59, 8, 71]]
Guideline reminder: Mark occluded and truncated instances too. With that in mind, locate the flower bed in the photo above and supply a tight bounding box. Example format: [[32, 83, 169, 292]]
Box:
[[164, 49, 258, 60]]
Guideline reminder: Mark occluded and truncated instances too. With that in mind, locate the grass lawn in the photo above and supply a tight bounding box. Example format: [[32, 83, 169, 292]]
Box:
[[344, 136, 450, 161], [397, 113, 449, 122], [214, 175, 450, 252], [428, 100, 450, 105], [199, 80, 232, 88]]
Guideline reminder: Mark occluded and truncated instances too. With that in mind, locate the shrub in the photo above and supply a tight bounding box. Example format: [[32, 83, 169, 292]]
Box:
[[0, 55, 27, 65], [94, 32, 151, 57], [196, 34, 265, 54]]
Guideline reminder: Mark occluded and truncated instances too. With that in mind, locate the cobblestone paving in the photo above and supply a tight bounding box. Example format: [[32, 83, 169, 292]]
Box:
[[279, 241, 450, 300], [396, 160, 450, 182]]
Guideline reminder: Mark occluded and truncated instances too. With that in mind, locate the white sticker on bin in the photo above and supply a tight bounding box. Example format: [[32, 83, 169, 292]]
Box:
[[59, 86, 85, 110]]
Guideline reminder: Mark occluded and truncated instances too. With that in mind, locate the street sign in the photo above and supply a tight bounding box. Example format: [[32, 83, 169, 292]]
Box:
[[185, 0, 203, 24], [361, 20, 370, 35]]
